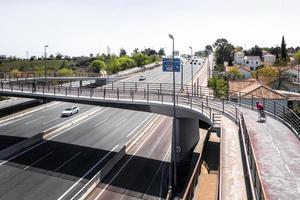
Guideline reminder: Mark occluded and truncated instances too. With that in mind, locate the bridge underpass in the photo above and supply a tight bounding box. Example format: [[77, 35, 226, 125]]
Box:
[[0, 82, 299, 200]]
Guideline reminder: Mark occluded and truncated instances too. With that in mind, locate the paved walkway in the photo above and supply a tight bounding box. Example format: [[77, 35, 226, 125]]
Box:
[[220, 116, 247, 200], [241, 108, 300, 200]]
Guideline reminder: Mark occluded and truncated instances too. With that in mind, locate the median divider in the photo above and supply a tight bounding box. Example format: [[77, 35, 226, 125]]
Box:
[[0, 107, 103, 161], [71, 115, 162, 200]]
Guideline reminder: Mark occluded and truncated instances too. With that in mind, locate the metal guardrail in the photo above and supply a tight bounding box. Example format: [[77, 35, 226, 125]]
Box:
[[0, 81, 268, 200]]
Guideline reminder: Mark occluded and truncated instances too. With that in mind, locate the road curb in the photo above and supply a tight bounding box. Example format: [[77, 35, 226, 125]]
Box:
[[71, 115, 162, 200]]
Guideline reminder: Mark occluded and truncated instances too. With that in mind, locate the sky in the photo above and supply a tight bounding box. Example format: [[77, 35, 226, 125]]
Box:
[[0, 0, 299, 58]]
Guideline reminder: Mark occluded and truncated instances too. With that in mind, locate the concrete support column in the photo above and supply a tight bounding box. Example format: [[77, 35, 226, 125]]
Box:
[[172, 117, 199, 188]]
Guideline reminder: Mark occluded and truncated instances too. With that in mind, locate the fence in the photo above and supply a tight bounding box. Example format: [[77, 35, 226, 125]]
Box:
[[0, 81, 270, 200]]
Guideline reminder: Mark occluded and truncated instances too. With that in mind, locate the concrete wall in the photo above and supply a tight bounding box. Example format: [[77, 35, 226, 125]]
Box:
[[175, 118, 200, 163]]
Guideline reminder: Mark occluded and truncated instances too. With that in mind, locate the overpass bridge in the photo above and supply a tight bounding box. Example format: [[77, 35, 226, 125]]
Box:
[[0, 82, 299, 200]]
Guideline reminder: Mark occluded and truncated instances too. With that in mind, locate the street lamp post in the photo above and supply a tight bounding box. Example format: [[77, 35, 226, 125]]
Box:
[[169, 33, 177, 188], [44, 45, 48, 84], [189, 46, 193, 95]]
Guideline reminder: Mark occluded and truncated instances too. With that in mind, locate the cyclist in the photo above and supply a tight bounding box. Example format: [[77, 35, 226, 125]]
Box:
[[256, 102, 265, 117]]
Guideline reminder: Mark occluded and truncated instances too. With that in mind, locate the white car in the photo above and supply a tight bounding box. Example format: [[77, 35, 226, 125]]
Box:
[[61, 106, 79, 117], [139, 76, 146, 81]]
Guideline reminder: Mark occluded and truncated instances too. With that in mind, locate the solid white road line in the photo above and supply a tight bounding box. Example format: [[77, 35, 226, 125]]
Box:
[[55, 152, 82, 171], [0, 101, 60, 124], [94, 119, 108, 128], [0, 107, 109, 166], [94, 119, 163, 200], [25, 116, 45, 125], [144, 147, 170, 197], [114, 118, 127, 128], [58, 144, 120, 200], [126, 114, 154, 137], [24, 151, 54, 170]]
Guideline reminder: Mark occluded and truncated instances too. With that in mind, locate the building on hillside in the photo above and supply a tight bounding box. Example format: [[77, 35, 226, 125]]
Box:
[[226, 66, 252, 79], [234, 51, 245, 65], [263, 53, 276, 65], [228, 79, 288, 110], [244, 56, 262, 70], [275, 90, 300, 111]]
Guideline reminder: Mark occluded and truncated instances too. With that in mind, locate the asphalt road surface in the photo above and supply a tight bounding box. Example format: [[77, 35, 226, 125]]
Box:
[[86, 117, 172, 200], [0, 108, 154, 200], [0, 102, 93, 150]]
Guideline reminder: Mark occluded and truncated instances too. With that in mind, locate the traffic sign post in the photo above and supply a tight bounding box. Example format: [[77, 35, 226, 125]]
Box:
[[163, 58, 181, 72]]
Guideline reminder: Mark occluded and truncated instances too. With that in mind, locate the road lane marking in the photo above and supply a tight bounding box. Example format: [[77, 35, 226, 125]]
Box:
[[114, 118, 127, 128], [126, 114, 154, 137], [0, 107, 109, 166], [42, 117, 60, 125], [58, 144, 120, 200], [55, 152, 82, 171], [94, 119, 108, 127], [24, 151, 54, 170], [144, 147, 170, 197], [25, 116, 45, 125], [94, 118, 164, 200], [0, 101, 60, 125]]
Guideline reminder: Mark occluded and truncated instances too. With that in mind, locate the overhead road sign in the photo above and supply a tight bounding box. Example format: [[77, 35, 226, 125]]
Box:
[[163, 58, 181, 72]]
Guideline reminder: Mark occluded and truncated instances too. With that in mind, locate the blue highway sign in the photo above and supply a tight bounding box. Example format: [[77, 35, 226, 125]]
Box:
[[163, 58, 180, 72]]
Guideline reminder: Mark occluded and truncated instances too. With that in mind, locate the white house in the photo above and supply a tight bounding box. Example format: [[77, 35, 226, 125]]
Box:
[[263, 53, 276, 65], [244, 56, 262, 70], [234, 52, 245, 65]]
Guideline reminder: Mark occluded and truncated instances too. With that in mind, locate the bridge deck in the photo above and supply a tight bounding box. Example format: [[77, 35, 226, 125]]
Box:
[[241, 108, 300, 199]]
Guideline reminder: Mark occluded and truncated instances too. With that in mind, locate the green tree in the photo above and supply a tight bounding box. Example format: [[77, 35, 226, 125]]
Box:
[[118, 57, 137, 70], [281, 36, 288, 61], [294, 51, 300, 64], [119, 48, 127, 57], [132, 53, 148, 66], [204, 45, 213, 55], [226, 68, 244, 80], [246, 45, 263, 58], [208, 76, 228, 98], [56, 68, 74, 76], [90, 60, 106, 73], [158, 48, 165, 56], [213, 38, 234, 65], [107, 56, 121, 74]]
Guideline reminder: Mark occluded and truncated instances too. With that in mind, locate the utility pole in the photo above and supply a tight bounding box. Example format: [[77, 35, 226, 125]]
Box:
[[44, 45, 48, 84], [169, 33, 177, 189], [189, 46, 194, 95]]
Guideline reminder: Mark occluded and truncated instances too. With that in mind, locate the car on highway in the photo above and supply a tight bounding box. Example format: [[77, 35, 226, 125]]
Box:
[[61, 106, 79, 117], [139, 76, 146, 81]]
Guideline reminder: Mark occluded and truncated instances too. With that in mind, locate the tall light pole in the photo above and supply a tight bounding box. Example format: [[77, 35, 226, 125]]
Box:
[[189, 46, 194, 95], [169, 33, 177, 188], [44, 45, 48, 84]]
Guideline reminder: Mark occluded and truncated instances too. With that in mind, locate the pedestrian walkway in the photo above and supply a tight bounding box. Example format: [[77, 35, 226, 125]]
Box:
[[220, 116, 247, 200], [241, 108, 300, 200]]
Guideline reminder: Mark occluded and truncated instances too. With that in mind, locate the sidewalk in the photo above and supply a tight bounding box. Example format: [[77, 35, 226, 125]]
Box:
[[241, 108, 300, 199], [220, 116, 247, 200]]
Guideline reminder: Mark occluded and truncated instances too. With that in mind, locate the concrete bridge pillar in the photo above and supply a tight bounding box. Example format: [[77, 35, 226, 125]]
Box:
[[172, 117, 200, 188]]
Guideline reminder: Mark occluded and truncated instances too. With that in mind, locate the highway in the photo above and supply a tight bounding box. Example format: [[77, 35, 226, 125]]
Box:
[[0, 102, 93, 150], [0, 57, 207, 199], [86, 117, 172, 200], [0, 108, 154, 200]]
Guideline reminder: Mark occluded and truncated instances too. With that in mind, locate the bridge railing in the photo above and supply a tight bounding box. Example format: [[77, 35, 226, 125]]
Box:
[[0, 82, 267, 200]]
